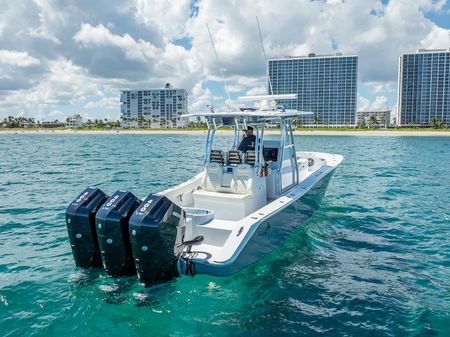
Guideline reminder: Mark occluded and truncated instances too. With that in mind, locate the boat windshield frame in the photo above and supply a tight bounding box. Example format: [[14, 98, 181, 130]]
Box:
[[197, 112, 300, 192]]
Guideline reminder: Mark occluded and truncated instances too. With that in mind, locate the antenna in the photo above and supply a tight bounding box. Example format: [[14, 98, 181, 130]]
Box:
[[206, 23, 232, 104], [256, 16, 274, 99]]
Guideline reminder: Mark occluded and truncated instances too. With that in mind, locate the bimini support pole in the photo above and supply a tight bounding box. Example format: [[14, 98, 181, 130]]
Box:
[[232, 118, 240, 150], [287, 119, 299, 185], [259, 123, 265, 166], [204, 119, 217, 166]]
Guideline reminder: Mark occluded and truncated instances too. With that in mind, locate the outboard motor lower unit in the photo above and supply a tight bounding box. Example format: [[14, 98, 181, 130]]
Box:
[[66, 187, 108, 268], [95, 191, 141, 276], [129, 194, 185, 286]]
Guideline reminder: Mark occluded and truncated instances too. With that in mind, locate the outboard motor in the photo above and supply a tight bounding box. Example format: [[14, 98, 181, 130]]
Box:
[[66, 187, 108, 268], [129, 194, 186, 286], [95, 191, 141, 276]]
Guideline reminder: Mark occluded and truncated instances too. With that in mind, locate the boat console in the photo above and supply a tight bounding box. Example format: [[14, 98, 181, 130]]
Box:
[[190, 123, 296, 219], [193, 159, 267, 220]]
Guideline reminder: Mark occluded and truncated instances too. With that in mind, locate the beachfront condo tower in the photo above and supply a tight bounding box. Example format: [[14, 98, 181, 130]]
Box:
[[268, 53, 358, 127], [120, 83, 188, 128], [397, 49, 450, 127]]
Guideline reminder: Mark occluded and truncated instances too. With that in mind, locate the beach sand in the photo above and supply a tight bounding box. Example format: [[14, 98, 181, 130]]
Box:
[[0, 129, 449, 136]]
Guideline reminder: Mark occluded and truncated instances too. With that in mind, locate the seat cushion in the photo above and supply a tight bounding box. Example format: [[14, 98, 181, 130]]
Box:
[[202, 163, 222, 192]]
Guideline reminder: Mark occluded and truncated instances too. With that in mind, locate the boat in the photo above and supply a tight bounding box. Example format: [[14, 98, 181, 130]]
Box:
[[65, 94, 343, 286]]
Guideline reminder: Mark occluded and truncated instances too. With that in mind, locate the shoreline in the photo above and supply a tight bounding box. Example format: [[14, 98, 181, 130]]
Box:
[[0, 129, 449, 136]]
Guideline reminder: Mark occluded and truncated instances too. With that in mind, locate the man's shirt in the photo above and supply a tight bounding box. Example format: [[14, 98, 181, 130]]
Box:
[[238, 135, 256, 152]]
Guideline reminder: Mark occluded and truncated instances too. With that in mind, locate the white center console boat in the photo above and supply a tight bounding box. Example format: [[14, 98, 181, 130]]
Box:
[[66, 95, 343, 286]]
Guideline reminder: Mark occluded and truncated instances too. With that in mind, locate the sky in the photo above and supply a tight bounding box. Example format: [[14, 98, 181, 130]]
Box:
[[0, 0, 449, 122]]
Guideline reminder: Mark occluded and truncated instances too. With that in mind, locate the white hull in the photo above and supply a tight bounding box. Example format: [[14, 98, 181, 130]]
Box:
[[156, 152, 343, 277]]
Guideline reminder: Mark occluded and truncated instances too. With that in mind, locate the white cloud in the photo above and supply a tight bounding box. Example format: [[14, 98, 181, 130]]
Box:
[[245, 85, 266, 96], [358, 94, 371, 111], [26, 0, 66, 44], [226, 84, 246, 93], [84, 96, 119, 109], [133, 0, 191, 41], [0, 58, 103, 116], [151, 42, 200, 86], [364, 81, 397, 94], [73, 23, 159, 62], [27, 27, 61, 44], [414, 0, 447, 11], [189, 81, 223, 112], [420, 26, 450, 49], [358, 94, 390, 111], [0, 50, 40, 67], [46, 109, 64, 119], [370, 95, 389, 110]]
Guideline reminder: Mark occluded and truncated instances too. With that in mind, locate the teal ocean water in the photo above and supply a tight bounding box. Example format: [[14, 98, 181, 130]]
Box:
[[0, 134, 449, 336]]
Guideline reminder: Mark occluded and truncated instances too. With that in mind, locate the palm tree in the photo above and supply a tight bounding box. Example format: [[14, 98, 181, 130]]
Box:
[[358, 118, 366, 129], [313, 115, 320, 128], [431, 117, 438, 128], [292, 119, 303, 129], [160, 118, 166, 128], [368, 116, 379, 129], [431, 117, 445, 129], [137, 115, 144, 128]]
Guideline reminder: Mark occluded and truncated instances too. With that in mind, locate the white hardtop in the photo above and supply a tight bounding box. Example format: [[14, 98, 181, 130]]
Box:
[[183, 109, 312, 121], [183, 94, 312, 123]]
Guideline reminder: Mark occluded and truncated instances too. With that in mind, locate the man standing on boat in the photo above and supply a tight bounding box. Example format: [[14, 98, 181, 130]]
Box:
[[238, 126, 256, 152]]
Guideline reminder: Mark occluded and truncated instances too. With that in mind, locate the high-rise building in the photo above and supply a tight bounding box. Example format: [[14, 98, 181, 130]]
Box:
[[397, 49, 450, 127], [268, 53, 358, 127], [120, 83, 188, 128]]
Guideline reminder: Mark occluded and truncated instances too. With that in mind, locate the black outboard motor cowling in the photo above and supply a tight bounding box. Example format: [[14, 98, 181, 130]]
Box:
[[95, 190, 140, 276], [129, 194, 185, 286], [66, 187, 108, 268]]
